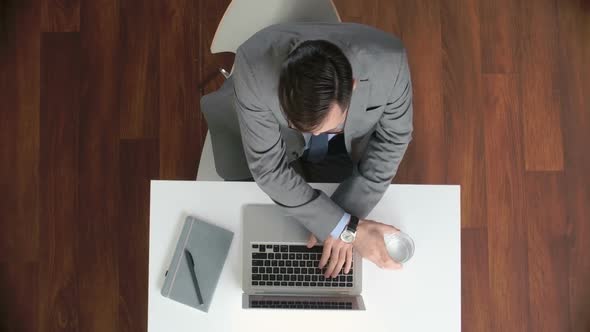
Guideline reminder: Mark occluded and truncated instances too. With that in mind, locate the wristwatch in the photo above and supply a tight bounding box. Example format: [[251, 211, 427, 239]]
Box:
[[340, 215, 359, 243]]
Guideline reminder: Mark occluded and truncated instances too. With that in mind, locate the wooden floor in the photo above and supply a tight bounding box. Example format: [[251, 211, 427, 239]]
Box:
[[0, 0, 588, 331]]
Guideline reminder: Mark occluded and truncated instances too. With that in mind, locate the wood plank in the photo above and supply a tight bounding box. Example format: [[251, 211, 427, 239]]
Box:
[[390, 0, 445, 184], [482, 74, 530, 331], [441, 0, 487, 228], [479, 0, 518, 73], [556, 0, 590, 330], [159, 0, 201, 179], [333, 0, 377, 25], [519, 0, 564, 171], [461, 228, 491, 332], [119, 0, 159, 139], [0, 0, 40, 262], [78, 0, 120, 330], [38, 31, 81, 332], [118, 139, 158, 332], [0, 263, 39, 332], [41, 0, 80, 32], [525, 172, 570, 332]]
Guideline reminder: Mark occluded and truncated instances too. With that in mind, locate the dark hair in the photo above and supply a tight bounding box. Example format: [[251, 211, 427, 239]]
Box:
[[278, 40, 353, 132]]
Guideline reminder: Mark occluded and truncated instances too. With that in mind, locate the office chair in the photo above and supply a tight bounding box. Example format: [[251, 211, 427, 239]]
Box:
[[197, 0, 341, 181]]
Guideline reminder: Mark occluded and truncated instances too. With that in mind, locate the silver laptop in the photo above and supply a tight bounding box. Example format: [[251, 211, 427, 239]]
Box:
[[242, 204, 365, 310]]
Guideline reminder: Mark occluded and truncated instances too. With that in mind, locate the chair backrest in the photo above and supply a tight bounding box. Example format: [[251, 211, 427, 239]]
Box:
[[210, 0, 341, 54]]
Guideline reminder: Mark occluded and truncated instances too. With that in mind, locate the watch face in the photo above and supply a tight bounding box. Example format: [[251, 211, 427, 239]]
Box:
[[341, 230, 355, 243]]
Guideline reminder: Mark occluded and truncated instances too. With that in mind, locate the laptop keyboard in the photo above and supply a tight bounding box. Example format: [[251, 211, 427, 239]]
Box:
[[251, 300, 353, 309], [250, 243, 354, 288]]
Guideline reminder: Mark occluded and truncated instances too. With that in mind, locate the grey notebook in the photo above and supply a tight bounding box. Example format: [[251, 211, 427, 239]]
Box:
[[161, 216, 233, 312]]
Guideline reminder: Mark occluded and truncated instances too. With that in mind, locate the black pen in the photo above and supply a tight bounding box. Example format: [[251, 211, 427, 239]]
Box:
[[184, 249, 204, 305]]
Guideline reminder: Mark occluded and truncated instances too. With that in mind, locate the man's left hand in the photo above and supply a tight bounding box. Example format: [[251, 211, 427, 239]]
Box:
[[306, 233, 353, 278]]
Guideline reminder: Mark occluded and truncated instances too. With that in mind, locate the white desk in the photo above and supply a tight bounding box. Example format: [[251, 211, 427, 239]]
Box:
[[149, 181, 461, 332]]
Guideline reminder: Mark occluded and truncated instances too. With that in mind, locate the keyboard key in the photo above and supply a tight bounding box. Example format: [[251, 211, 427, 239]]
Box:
[[315, 268, 322, 275], [308, 268, 315, 274], [312, 275, 318, 281], [252, 281, 258, 285], [266, 267, 273, 273], [346, 283, 353, 287], [347, 276, 353, 282], [280, 268, 286, 274], [278, 260, 284, 267], [293, 261, 298, 267], [306, 261, 313, 267], [274, 281, 280, 286], [294, 268, 300, 274], [287, 268, 293, 274], [271, 260, 278, 267], [282, 253, 289, 259], [268, 253, 274, 259], [273, 245, 279, 252], [303, 282, 310, 286], [303, 254, 309, 260], [289, 254, 295, 260], [266, 245, 273, 249], [252, 274, 261, 280], [339, 275, 346, 282], [296, 254, 302, 260], [252, 267, 258, 273], [318, 282, 324, 287], [281, 281, 288, 286], [313, 261, 319, 267], [252, 244, 258, 249], [310, 282, 317, 286], [259, 246, 266, 253], [295, 282, 302, 286], [319, 275, 325, 281], [262, 275, 268, 281], [264, 260, 270, 266], [288, 282, 295, 286], [259, 281, 266, 286], [273, 267, 279, 274], [301, 269, 307, 274], [286, 260, 292, 267], [297, 275, 303, 281], [290, 275, 297, 281], [280, 245, 288, 252], [339, 283, 346, 287], [252, 260, 263, 266], [290, 245, 323, 253], [277, 275, 283, 281], [304, 275, 311, 281], [269, 275, 275, 281]]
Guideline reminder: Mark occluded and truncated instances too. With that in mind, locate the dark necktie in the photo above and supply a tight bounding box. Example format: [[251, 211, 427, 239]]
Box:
[[306, 133, 329, 163]]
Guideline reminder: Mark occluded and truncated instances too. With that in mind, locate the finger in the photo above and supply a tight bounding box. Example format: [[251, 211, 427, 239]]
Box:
[[324, 244, 342, 278], [332, 246, 347, 278], [306, 234, 318, 248], [319, 237, 332, 269], [380, 223, 400, 235], [380, 253, 402, 270], [344, 246, 353, 274]]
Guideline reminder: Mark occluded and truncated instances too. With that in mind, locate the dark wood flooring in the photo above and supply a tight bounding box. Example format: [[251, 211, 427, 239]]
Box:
[[1, 0, 589, 331]]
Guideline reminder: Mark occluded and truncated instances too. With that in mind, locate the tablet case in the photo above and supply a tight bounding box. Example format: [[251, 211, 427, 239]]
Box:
[[161, 216, 234, 312]]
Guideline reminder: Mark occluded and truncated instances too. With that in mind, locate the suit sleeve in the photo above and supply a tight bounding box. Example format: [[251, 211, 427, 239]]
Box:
[[233, 51, 345, 241], [331, 49, 413, 219]]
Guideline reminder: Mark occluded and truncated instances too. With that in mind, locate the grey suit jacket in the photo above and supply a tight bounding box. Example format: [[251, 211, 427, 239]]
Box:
[[233, 22, 413, 241]]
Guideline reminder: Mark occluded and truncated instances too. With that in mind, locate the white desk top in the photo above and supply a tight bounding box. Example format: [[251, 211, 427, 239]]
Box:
[[149, 181, 461, 332]]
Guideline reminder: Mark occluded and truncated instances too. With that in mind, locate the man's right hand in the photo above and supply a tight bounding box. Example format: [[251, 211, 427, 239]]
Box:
[[353, 219, 403, 270]]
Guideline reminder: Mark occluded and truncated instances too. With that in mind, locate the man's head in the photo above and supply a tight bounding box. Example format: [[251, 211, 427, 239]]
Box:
[[278, 40, 355, 135]]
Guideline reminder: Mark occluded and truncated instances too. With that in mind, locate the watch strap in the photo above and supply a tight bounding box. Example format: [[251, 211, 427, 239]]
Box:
[[346, 215, 359, 233]]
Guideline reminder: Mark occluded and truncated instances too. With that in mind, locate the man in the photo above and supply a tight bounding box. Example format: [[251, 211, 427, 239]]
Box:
[[233, 22, 413, 279]]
